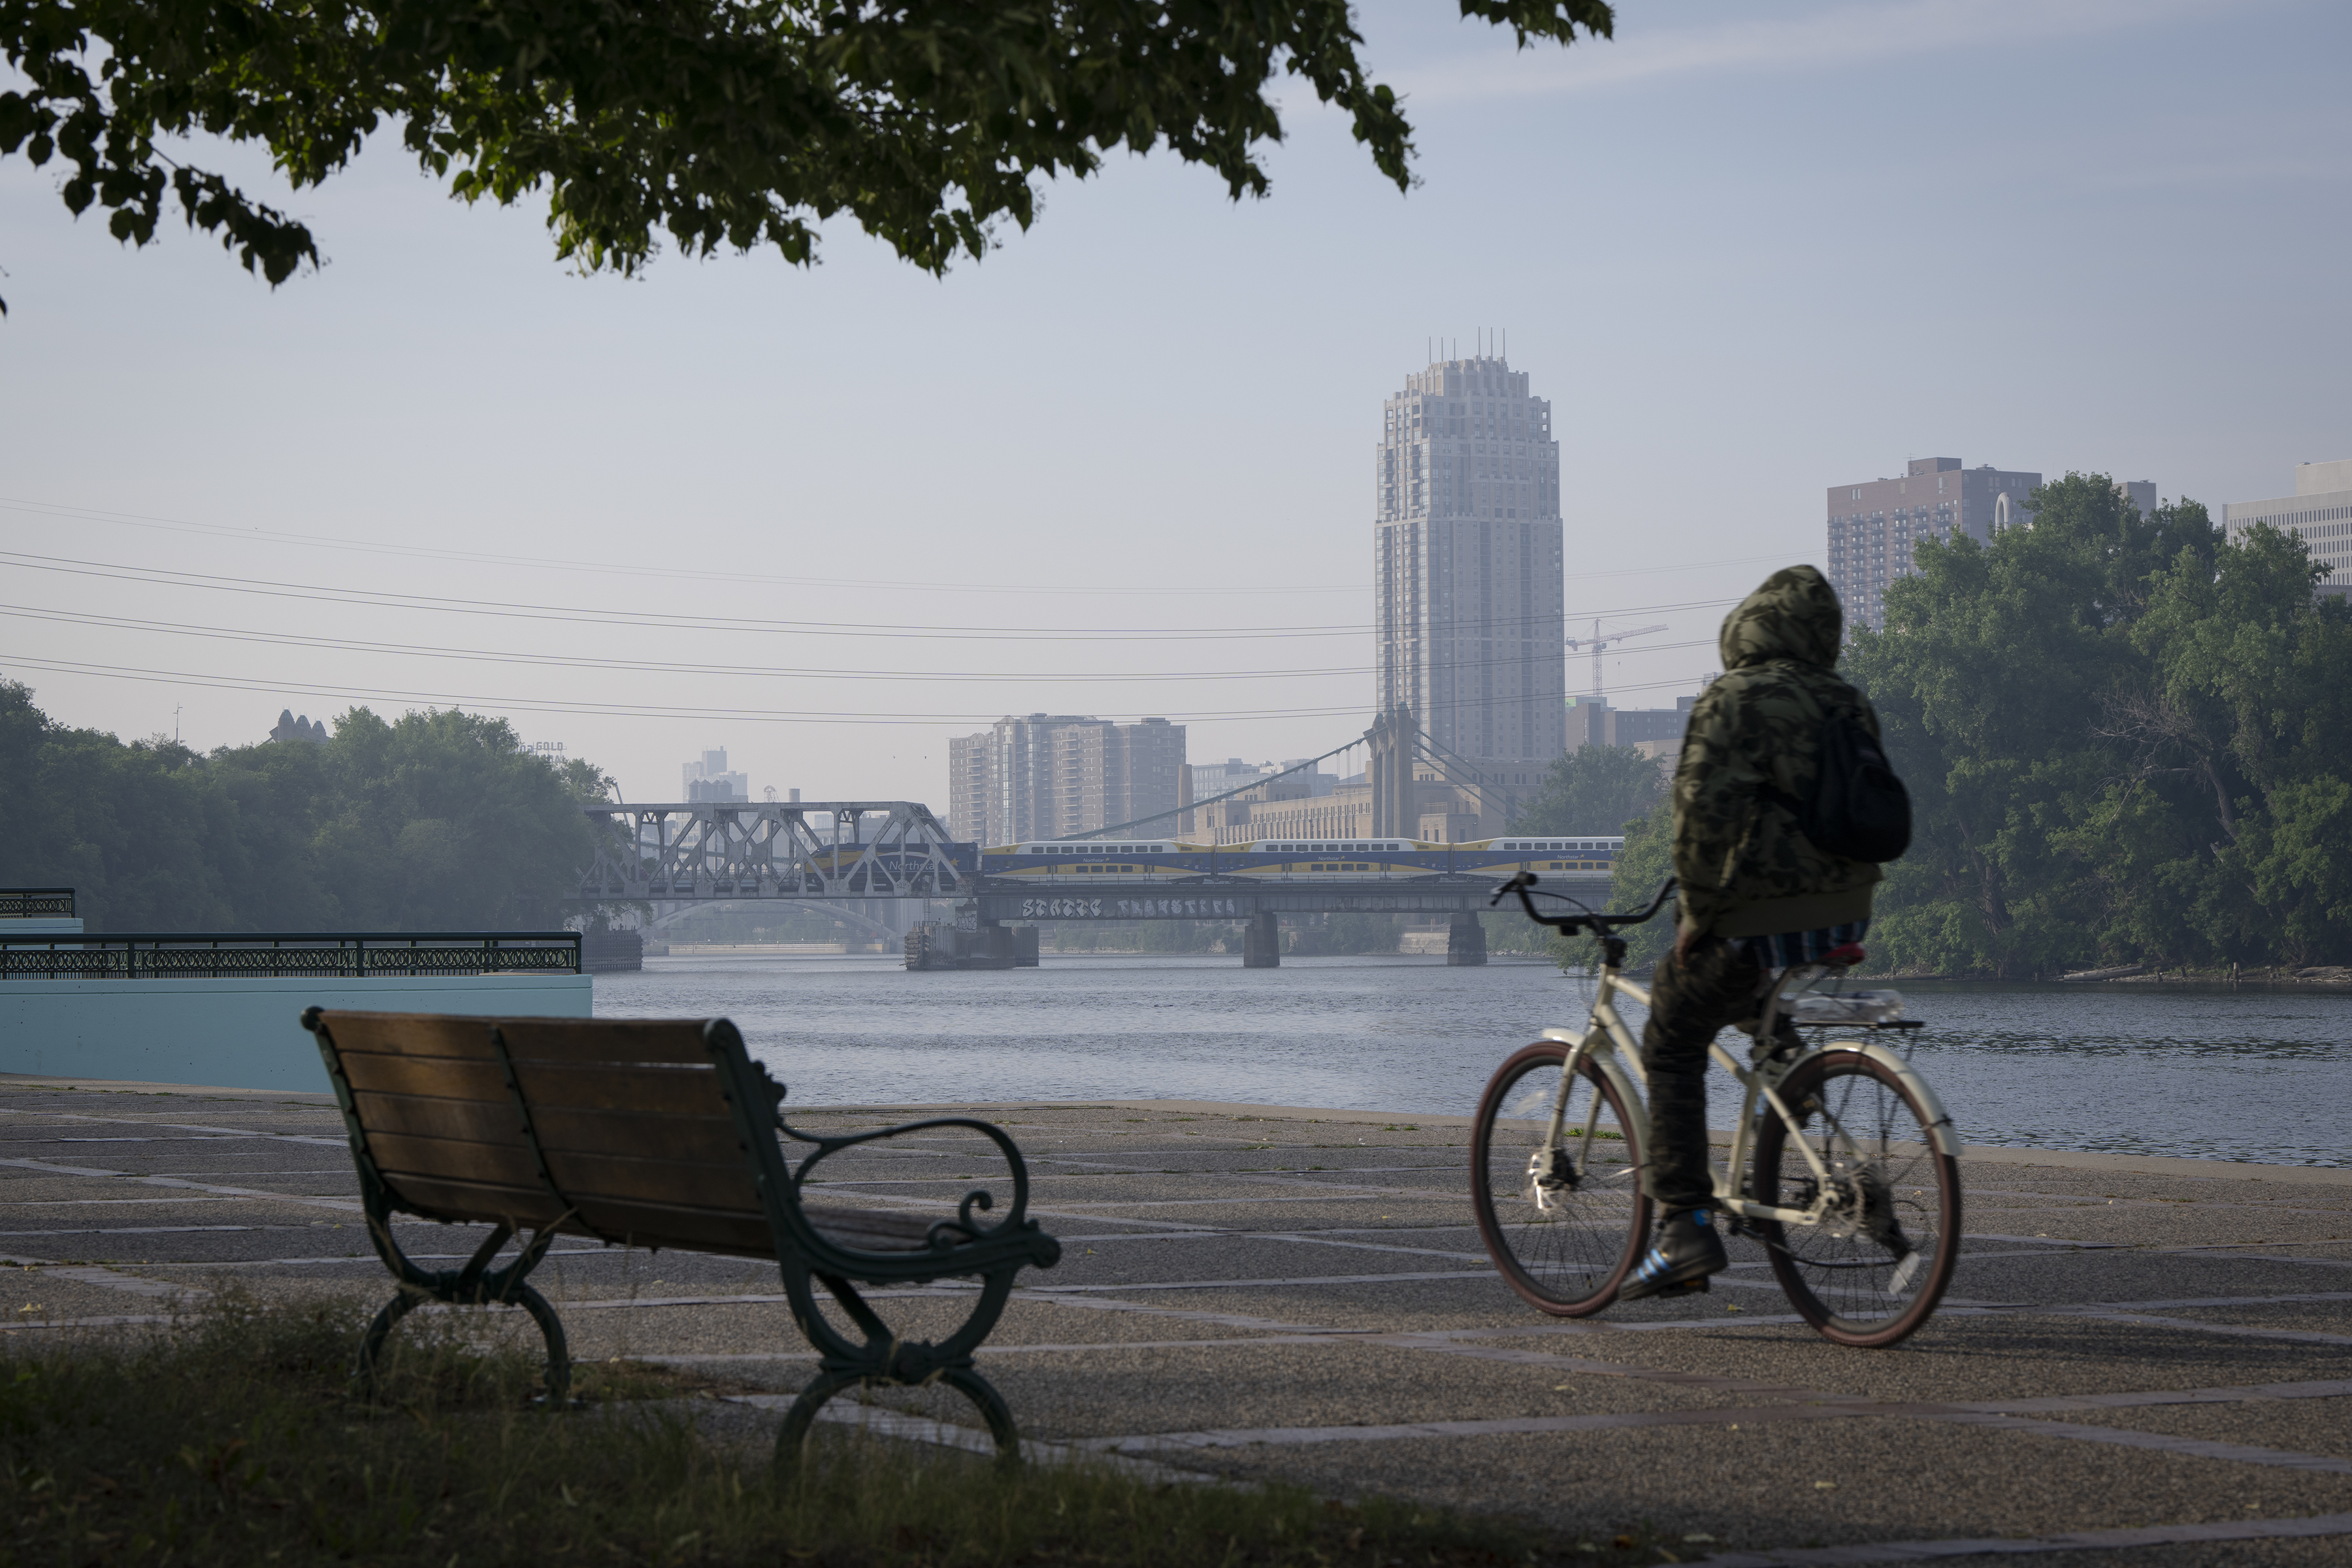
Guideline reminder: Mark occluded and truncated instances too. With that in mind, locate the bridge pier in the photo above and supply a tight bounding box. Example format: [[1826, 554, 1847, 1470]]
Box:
[[1445, 914, 1488, 966], [1241, 911, 1281, 968]]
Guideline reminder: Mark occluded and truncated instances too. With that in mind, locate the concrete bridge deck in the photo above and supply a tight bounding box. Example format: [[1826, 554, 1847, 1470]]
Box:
[[3, 1078, 2347, 1564]]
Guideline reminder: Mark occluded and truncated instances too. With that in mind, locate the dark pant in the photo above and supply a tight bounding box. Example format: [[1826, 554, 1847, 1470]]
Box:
[[1638, 938, 1799, 1211]]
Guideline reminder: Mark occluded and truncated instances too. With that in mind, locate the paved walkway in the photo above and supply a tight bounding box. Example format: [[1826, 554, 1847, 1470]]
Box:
[[3, 1076, 2348, 1565]]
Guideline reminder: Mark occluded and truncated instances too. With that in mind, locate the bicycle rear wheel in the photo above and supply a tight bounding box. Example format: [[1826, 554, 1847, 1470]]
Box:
[[1750, 1048, 1961, 1348], [1471, 1042, 1652, 1316]]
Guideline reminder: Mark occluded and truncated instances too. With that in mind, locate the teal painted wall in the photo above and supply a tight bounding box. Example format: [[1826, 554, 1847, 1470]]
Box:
[[0, 975, 593, 1092]]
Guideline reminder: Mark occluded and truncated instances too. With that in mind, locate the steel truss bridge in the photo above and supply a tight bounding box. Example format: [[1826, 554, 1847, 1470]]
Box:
[[579, 801, 975, 904], [576, 801, 1610, 924]]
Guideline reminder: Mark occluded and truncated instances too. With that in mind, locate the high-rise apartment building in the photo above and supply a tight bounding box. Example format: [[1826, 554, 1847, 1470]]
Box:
[[946, 715, 1186, 845], [1826, 457, 2042, 630], [2225, 459, 2352, 600], [1375, 353, 1567, 768]]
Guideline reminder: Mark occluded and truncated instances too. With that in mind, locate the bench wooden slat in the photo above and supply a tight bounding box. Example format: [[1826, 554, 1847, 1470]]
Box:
[[802, 1203, 938, 1253], [350, 1092, 525, 1146], [540, 1150, 762, 1215], [335, 1053, 510, 1102], [368, 1130, 542, 1192], [531, 1106, 745, 1164], [339, 1054, 730, 1117], [498, 1018, 711, 1066], [379, 1173, 573, 1231], [547, 1197, 777, 1258], [319, 1011, 502, 1061]]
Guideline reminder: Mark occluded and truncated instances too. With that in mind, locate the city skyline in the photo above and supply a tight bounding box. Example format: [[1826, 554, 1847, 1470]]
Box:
[[2, 0, 2344, 804]]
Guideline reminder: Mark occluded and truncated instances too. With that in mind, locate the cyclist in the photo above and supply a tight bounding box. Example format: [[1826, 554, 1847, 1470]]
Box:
[[1620, 564, 1886, 1301]]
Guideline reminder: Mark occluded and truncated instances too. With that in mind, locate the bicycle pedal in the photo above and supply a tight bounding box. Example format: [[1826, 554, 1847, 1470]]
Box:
[[1658, 1276, 1710, 1297]]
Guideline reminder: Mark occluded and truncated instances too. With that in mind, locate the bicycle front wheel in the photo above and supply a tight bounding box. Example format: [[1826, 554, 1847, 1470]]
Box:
[[1750, 1048, 1961, 1348], [1471, 1042, 1652, 1316]]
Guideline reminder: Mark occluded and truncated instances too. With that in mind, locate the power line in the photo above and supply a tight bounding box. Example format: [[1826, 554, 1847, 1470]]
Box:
[[0, 604, 1724, 685], [0, 549, 1747, 643], [0, 493, 1814, 598], [0, 498, 1360, 598], [0, 653, 1716, 728]]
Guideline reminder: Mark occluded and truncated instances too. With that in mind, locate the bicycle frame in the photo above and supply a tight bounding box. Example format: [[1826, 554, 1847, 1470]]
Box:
[[1535, 954, 1958, 1232]]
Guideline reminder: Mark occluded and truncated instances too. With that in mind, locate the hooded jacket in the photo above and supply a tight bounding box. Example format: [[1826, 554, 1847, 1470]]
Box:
[[1671, 565, 1882, 939]]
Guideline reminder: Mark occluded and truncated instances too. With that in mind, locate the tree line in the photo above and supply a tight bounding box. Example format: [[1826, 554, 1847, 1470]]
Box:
[[1521, 474, 2351, 977], [0, 685, 613, 932]]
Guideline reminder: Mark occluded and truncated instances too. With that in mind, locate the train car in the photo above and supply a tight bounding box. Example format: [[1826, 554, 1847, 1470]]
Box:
[[979, 841, 1188, 883], [973, 836, 1623, 883]]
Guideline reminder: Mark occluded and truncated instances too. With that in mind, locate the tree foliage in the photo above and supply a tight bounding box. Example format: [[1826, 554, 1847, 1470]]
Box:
[[1511, 743, 1665, 837], [1507, 745, 1673, 972], [1585, 790, 1676, 972], [1844, 475, 2352, 977], [0, 682, 612, 931], [0, 0, 1614, 304]]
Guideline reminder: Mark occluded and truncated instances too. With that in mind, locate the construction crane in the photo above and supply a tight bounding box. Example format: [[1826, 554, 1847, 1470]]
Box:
[[1565, 620, 1668, 700]]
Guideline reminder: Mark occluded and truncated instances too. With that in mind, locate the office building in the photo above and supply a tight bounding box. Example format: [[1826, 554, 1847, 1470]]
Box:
[[682, 747, 747, 802], [2225, 459, 2352, 600], [1827, 457, 2041, 630], [946, 715, 1186, 845], [1177, 758, 1273, 838], [1375, 351, 1567, 770], [1568, 693, 1702, 755], [1188, 760, 1521, 846]]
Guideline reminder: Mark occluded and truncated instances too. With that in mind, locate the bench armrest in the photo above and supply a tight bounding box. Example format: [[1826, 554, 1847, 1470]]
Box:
[[779, 1113, 1035, 1247]]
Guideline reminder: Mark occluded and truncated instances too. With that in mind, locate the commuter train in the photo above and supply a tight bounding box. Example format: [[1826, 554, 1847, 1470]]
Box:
[[975, 836, 1623, 883]]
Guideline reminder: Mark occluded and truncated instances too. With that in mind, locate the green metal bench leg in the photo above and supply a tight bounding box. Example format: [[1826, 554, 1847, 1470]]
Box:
[[937, 1365, 1022, 1463], [774, 1368, 865, 1468], [356, 1289, 422, 1397], [355, 1283, 569, 1408], [513, 1282, 572, 1407]]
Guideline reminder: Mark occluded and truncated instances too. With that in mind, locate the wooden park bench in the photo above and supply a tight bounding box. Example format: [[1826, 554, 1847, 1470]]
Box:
[[299, 1009, 1061, 1459]]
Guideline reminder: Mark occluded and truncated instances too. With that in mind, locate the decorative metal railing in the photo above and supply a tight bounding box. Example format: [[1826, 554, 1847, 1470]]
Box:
[[0, 932, 581, 980], [0, 889, 76, 919]]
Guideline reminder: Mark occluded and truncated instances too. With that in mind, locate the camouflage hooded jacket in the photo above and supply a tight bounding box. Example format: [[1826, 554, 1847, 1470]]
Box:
[[1672, 565, 1882, 939]]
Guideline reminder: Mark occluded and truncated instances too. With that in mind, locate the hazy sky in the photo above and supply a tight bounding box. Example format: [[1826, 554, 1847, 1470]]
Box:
[[3, 0, 2345, 808]]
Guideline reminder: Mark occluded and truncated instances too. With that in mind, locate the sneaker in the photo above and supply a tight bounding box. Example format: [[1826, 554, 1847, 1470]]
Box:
[[1617, 1207, 1729, 1301]]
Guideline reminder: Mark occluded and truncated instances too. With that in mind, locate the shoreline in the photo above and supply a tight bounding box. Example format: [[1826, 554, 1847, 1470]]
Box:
[[3, 1075, 2342, 1177]]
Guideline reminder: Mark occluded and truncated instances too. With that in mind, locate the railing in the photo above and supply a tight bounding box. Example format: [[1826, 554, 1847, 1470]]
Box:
[[0, 889, 76, 919], [0, 931, 581, 980]]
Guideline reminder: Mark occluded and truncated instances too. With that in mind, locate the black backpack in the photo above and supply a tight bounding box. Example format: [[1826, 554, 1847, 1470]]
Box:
[[1764, 708, 1912, 863]]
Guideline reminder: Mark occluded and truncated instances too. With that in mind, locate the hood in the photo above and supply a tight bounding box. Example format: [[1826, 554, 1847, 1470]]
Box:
[[1718, 565, 1843, 671]]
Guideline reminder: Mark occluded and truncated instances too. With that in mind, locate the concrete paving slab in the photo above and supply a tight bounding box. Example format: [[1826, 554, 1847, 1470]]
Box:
[[5, 1082, 2350, 1560]]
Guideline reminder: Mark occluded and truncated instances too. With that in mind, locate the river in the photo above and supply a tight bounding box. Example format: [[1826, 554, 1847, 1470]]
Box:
[[594, 953, 2351, 1168]]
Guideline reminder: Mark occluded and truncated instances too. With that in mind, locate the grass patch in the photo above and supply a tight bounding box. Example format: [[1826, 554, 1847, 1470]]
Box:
[[2, 1292, 1666, 1566]]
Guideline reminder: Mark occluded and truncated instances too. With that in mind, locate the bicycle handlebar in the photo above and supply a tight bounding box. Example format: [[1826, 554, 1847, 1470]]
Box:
[[1488, 870, 1678, 934]]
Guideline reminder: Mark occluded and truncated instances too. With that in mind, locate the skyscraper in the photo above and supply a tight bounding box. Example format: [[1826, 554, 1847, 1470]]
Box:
[[1374, 351, 1566, 768]]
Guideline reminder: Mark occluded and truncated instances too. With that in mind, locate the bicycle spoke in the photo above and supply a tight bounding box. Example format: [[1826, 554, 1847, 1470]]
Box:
[[1750, 1049, 1960, 1348], [1471, 1044, 1650, 1316]]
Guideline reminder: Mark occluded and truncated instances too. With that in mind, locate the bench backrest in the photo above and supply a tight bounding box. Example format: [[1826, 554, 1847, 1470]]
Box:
[[308, 1009, 781, 1257]]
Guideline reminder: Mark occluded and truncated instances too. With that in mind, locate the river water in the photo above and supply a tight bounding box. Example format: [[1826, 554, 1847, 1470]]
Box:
[[593, 953, 2351, 1168]]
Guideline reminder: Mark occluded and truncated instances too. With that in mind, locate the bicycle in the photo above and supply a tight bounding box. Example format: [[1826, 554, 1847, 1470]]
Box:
[[1470, 873, 1963, 1348]]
